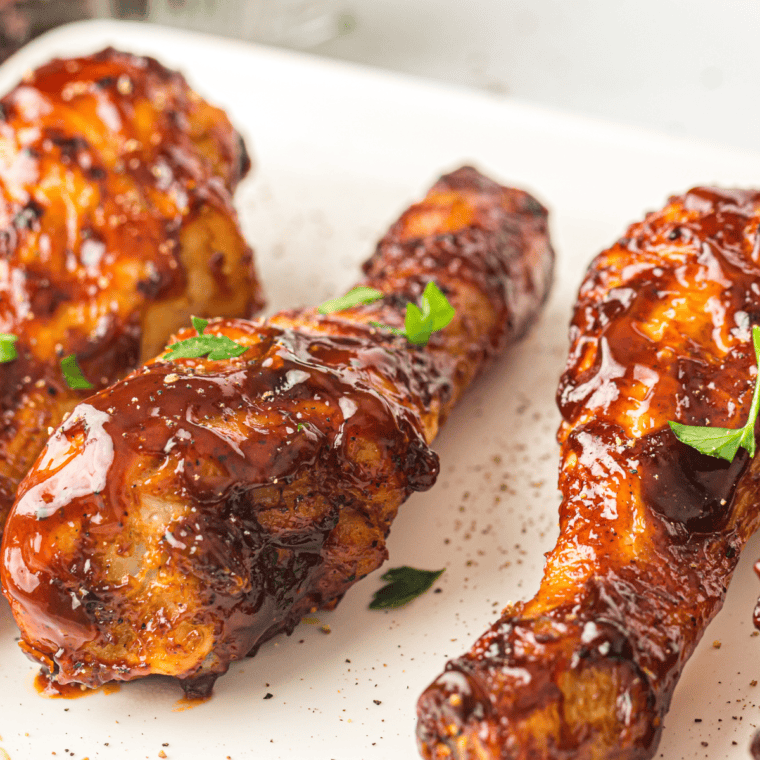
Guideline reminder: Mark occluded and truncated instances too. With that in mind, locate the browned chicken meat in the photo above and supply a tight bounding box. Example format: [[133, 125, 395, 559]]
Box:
[[416, 187, 760, 760], [0, 167, 553, 696], [0, 48, 263, 533]]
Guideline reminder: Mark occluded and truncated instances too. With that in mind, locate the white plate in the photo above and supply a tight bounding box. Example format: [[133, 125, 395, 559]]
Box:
[[1, 19, 760, 760]]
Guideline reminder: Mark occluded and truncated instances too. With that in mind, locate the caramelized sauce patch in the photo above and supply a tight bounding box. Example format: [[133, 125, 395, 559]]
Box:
[[638, 428, 749, 533]]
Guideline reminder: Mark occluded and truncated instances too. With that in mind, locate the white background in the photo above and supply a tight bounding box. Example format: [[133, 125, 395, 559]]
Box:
[[94, 0, 760, 154], [310, 0, 760, 153]]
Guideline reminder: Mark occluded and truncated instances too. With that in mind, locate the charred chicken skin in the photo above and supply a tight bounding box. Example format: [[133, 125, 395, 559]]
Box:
[[417, 187, 760, 760], [1, 167, 553, 696], [0, 48, 262, 532]]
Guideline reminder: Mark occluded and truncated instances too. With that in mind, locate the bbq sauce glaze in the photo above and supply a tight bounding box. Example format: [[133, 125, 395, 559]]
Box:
[[1, 167, 555, 696], [0, 48, 260, 530], [5, 322, 441, 694], [0, 47, 255, 366], [418, 187, 760, 760]]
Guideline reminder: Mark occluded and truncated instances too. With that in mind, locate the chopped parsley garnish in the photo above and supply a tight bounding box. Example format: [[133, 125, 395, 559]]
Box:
[[0, 333, 18, 363], [669, 324, 760, 462], [61, 354, 93, 390], [191, 315, 208, 334], [318, 286, 384, 315], [163, 315, 248, 362], [370, 281, 455, 346], [369, 566, 445, 610]]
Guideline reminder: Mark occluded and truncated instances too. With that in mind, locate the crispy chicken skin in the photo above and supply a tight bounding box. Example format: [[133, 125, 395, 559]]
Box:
[[417, 187, 760, 760], [0, 48, 262, 532], [0, 167, 553, 696]]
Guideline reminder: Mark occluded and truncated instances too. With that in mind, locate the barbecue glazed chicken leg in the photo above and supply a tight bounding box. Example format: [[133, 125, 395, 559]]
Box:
[[417, 187, 760, 760], [0, 48, 262, 533], [1, 167, 553, 696]]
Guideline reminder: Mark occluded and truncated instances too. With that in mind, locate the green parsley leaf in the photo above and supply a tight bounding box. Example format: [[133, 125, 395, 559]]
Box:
[[424, 281, 457, 332], [61, 354, 93, 390], [318, 286, 384, 315], [191, 315, 209, 335], [669, 324, 760, 461], [163, 316, 248, 362], [369, 566, 445, 610], [371, 281, 455, 346], [163, 335, 248, 362], [0, 333, 18, 363]]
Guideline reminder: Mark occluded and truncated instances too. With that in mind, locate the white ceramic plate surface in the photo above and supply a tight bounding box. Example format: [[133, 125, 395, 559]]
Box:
[[0, 19, 759, 760]]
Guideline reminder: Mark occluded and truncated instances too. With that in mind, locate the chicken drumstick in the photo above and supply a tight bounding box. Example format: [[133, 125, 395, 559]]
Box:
[[417, 186, 760, 760], [1, 167, 553, 696], [0, 48, 262, 533]]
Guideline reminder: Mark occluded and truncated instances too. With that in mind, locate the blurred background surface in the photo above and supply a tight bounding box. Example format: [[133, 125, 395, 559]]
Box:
[[0, 0, 757, 152]]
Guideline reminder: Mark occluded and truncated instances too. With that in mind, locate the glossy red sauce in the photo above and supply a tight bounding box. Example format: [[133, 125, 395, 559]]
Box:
[[3, 320, 443, 674], [557, 186, 760, 535]]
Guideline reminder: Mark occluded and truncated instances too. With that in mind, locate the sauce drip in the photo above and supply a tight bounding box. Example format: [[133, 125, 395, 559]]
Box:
[[172, 693, 212, 712], [34, 670, 120, 699]]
